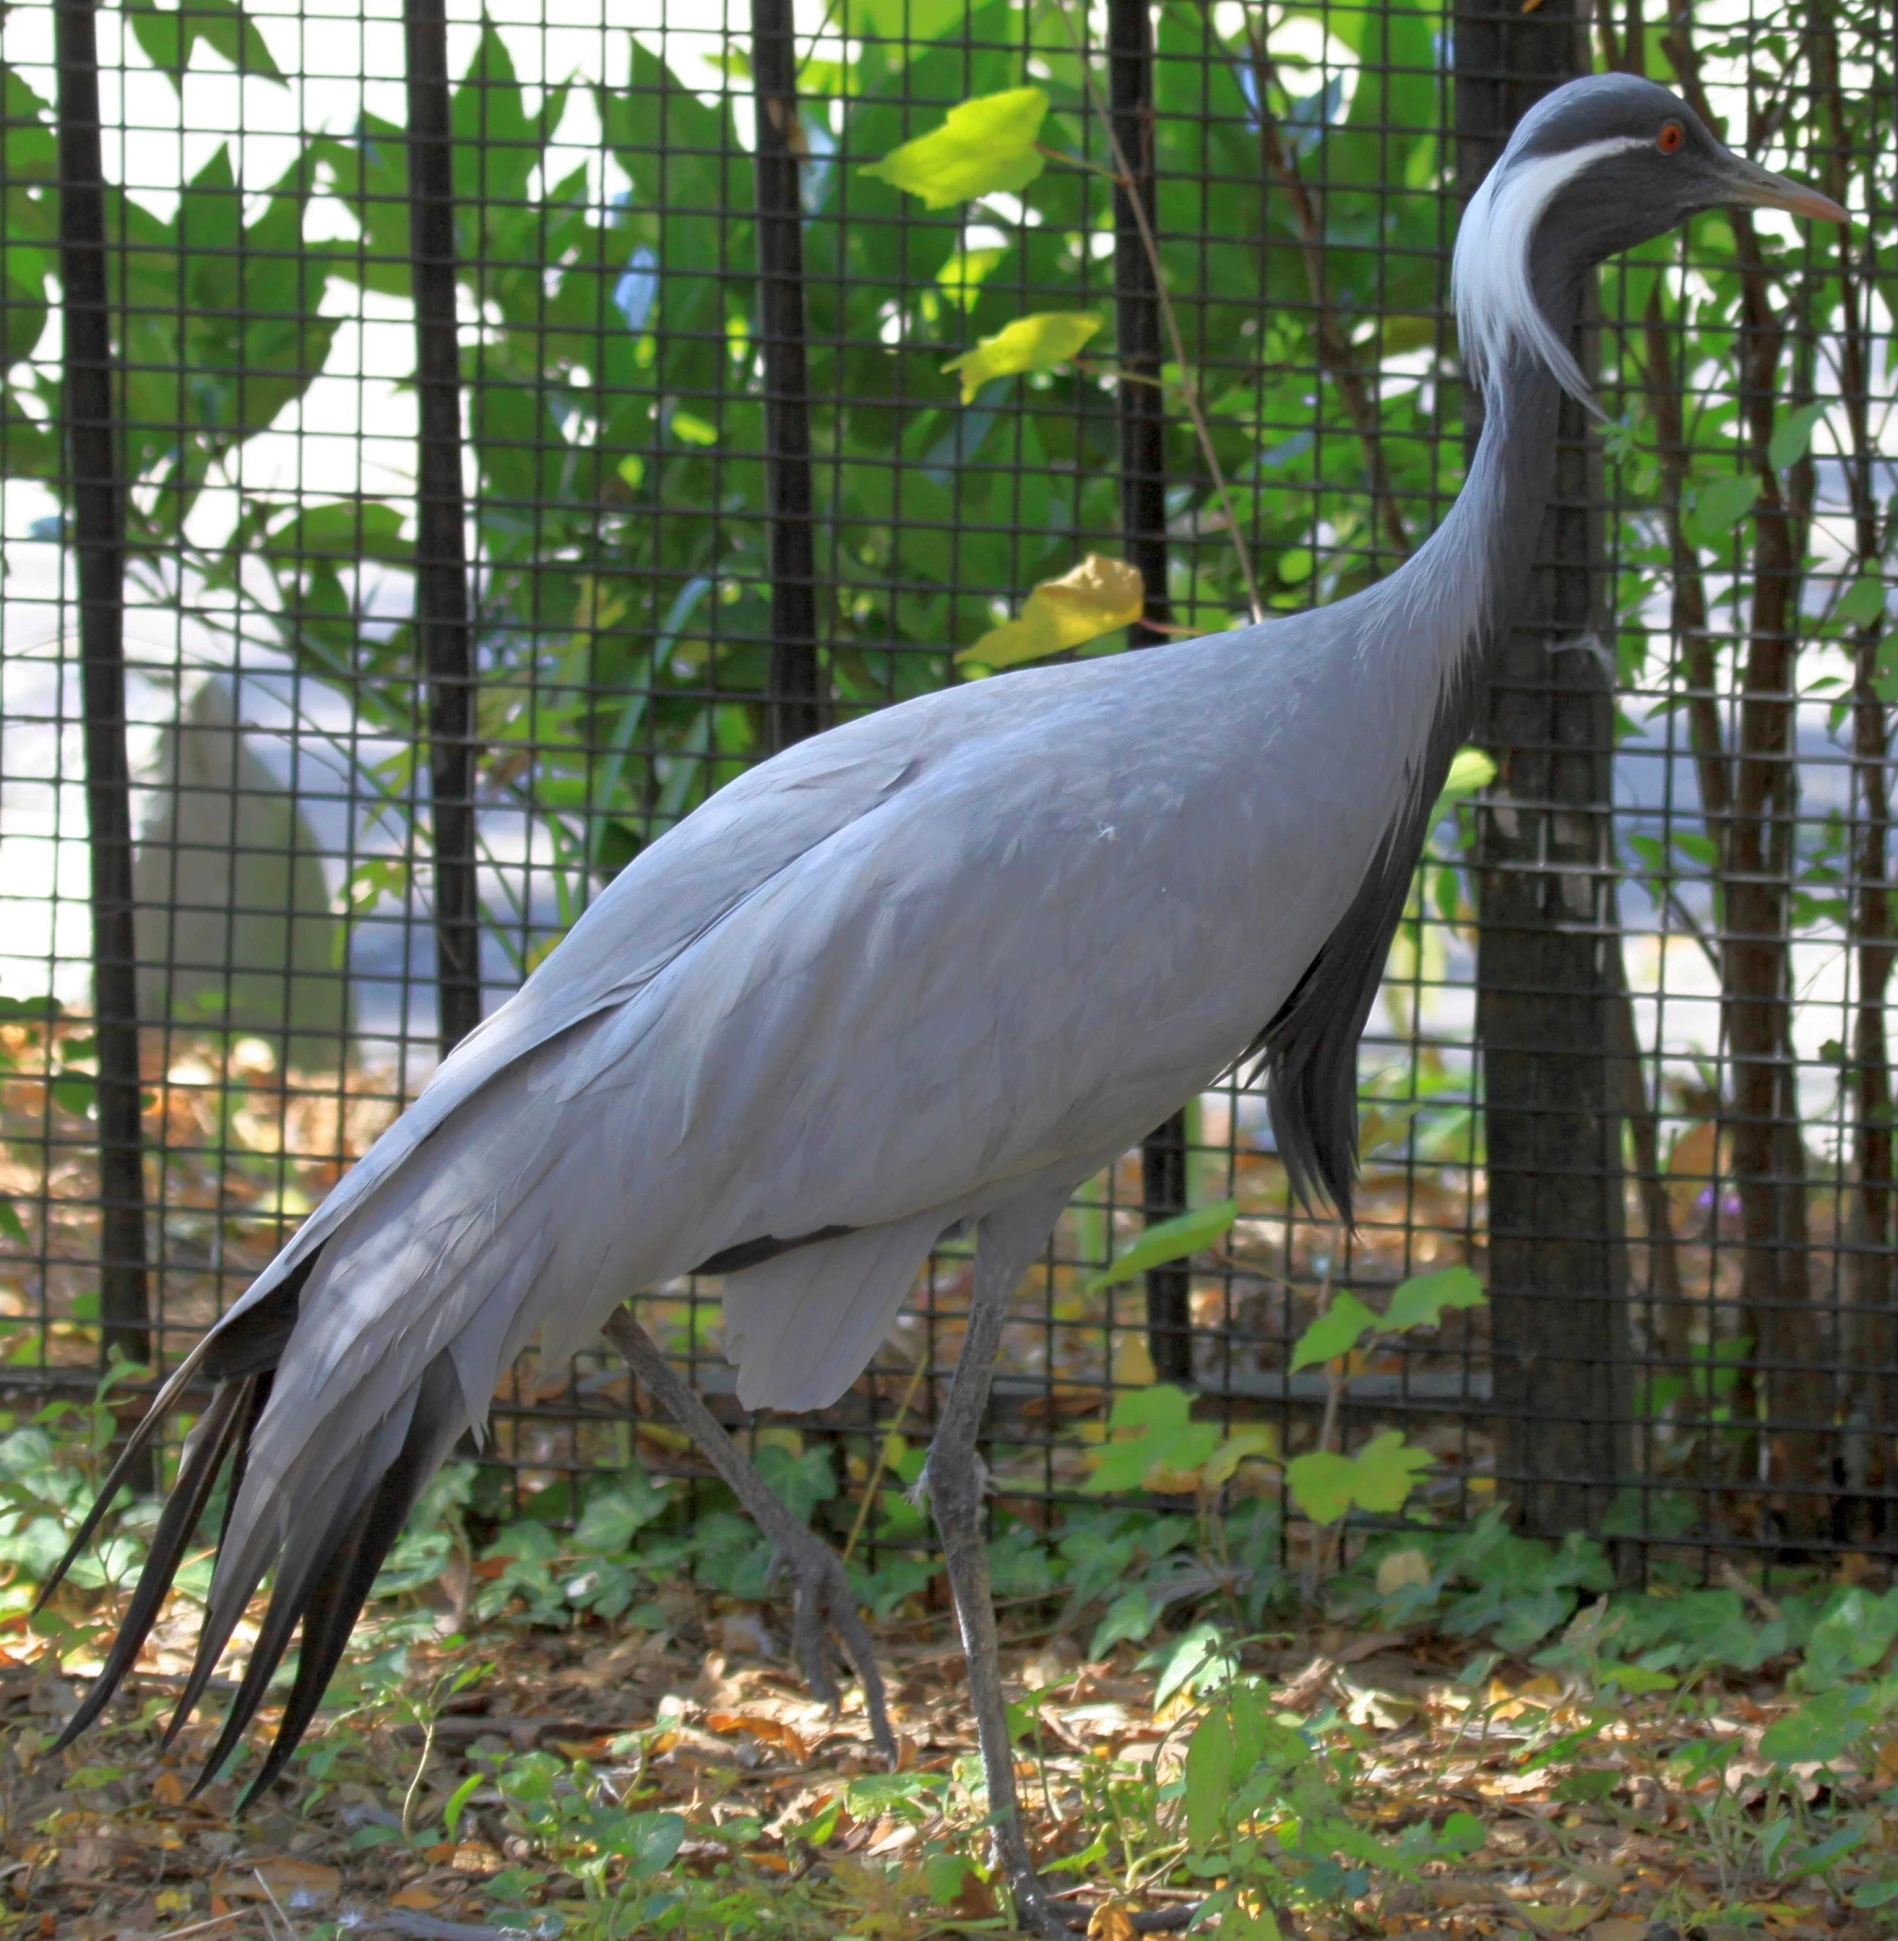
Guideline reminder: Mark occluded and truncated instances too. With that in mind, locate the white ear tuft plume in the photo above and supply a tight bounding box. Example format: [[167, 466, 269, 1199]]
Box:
[[1453, 136, 1647, 411]]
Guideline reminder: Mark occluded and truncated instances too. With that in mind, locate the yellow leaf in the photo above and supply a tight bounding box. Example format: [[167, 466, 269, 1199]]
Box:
[[1375, 1546, 1432, 1594], [942, 310, 1102, 403], [1111, 1330, 1157, 1388], [391, 1887, 443, 1911], [937, 244, 1006, 308], [1514, 1903, 1604, 1935], [863, 87, 1049, 210], [1202, 1425, 1278, 1491], [961, 553, 1144, 671], [1087, 1903, 1139, 1941]]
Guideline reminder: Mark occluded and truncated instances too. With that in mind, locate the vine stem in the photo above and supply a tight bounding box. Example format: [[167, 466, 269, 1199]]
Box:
[[1047, 0, 1265, 624], [840, 1356, 929, 1565]]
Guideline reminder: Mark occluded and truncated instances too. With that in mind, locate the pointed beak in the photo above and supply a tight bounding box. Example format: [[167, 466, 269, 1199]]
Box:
[[1716, 154, 1849, 225]]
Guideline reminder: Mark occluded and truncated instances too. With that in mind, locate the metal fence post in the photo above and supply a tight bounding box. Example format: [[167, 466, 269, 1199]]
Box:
[[751, 0, 823, 752], [1107, 0, 1193, 1385], [404, 0, 482, 1056], [1456, 0, 1632, 1537], [54, 0, 151, 1381]]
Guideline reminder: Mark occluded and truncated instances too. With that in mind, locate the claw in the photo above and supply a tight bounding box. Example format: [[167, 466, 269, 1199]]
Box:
[[769, 1529, 897, 1763]]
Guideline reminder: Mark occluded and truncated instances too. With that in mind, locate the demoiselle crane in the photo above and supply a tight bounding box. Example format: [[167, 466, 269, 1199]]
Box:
[[47, 72, 1841, 1935]]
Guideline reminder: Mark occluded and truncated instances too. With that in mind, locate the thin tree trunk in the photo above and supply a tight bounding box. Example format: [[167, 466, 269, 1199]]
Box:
[[1814, 8, 1894, 1514], [404, 0, 482, 1056], [1107, 0, 1192, 1384], [1662, 16, 1831, 1535], [1239, 19, 1410, 563], [55, 0, 151, 1385], [1458, 0, 1631, 1538], [751, 0, 823, 753]]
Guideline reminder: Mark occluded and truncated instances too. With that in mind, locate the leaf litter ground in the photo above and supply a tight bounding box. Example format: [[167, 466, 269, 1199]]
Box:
[[5, 1558, 1898, 1941]]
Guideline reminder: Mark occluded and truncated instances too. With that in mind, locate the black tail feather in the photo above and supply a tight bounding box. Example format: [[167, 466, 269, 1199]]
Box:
[[36, 1254, 315, 1619], [181, 1355, 465, 1802], [212, 1371, 274, 1558], [33, 1344, 215, 1615], [47, 1377, 253, 1753], [190, 1460, 380, 1793], [50, 1248, 470, 1810], [237, 1356, 465, 1805], [160, 1397, 355, 1759]]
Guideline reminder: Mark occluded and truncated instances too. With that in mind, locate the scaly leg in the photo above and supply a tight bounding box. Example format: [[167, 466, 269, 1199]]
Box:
[[601, 1307, 894, 1762], [921, 1189, 1079, 1938]]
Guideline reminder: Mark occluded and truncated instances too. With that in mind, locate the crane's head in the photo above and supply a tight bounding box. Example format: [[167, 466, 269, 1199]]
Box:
[[1454, 72, 1847, 406]]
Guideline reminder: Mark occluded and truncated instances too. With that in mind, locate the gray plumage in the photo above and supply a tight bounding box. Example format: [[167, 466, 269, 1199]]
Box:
[[48, 70, 1842, 1933]]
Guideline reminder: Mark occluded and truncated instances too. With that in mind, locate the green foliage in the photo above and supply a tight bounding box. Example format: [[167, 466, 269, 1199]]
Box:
[[1286, 1431, 1431, 1524], [1170, 1663, 1488, 1929], [942, 310, 1103, 401], [862, 86, 1050, 208], [1086, 1198, 1239, 1292], [124, 0, 284, 90]]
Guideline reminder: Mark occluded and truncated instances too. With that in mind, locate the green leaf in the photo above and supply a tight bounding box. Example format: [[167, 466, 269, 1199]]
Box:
[[603, 1809, 686, 1878], [1431, 744, 1494, 822], [1285, 1450, 1356, 1525], [1767, 400, 1827, 472], [936, 244, 1007, 308], [862, 86, 1049, 210], [942, 311, 1102, 403], [962, 552, 1145, 673], [1597, 1662, 1677, 1694], [125, 0, 284, 89], [924, 1852, 975, 1905], [0, 1197, 25, 1245], [1086, 1198, 1238, 1291], [1289, 1291, 1379, 1371], [1682, 472, 1761, 549], [1439, 1811, 1486, 1854], [267, 501, 410, 565], [1090, 1586, 1161, 1657], [1874, 632, 1898, 705], [443, 1771, 484, 1842], [754, 1442, 836, 1524], [853, 0, 967, 45], [1347, 1431, 1432, 1514], [1759, 1687, 1870, 1765], [1837, 576, 1888, 627], [1786, 1826, 1866, 1879], [1381, 1266, 1485, 1335], [1184, 1705, 1237, 1850], [1084, 1384, 1221, 1494]]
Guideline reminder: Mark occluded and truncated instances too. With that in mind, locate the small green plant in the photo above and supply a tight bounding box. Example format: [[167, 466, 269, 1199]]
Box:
[[1284, 1266, 1484, 1540], [483, 1747, 685, 1936], [1168, 1635, 1486, 1931]]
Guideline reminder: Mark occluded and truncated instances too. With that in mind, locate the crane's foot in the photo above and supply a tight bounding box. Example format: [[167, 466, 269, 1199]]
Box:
[[770, 1527, 896, 1763]]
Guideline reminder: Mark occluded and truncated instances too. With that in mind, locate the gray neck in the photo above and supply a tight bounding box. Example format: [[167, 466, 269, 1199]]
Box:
[[1392, 283, 1578, 693]]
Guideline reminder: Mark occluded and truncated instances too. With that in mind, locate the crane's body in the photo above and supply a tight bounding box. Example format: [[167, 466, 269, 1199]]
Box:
[[49, 70, 1842, 1939]]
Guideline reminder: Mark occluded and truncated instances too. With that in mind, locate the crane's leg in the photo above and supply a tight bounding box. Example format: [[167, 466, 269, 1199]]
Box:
[[601, 1307, 894, 1761], [921, 1189, 1079, 1939]]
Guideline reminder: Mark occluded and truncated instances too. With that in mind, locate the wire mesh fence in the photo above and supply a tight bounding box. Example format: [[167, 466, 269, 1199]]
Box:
[[0, 0, 1892, 1576]]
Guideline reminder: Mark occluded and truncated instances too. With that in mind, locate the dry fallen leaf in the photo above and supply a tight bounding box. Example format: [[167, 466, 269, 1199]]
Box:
[[1589, 1922, 1652, 1941], [1087, 1903, 1139, 1941], [149, 1769, 188, 1807], [221, 1856, 342, 1906], [1514, 1901, 1604, 1934], [706, 1711, 809, 1761], [390, 1886, 443, 1910]]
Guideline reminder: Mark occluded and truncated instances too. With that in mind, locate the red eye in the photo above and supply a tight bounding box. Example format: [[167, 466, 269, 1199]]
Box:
[[1658, 120, 1685, 153]]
